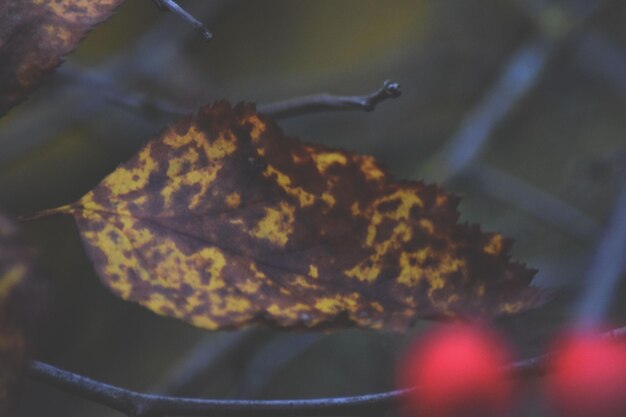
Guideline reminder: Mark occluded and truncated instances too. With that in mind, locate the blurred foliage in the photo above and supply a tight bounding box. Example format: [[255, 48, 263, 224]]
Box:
[[0, 1, 624, 416]]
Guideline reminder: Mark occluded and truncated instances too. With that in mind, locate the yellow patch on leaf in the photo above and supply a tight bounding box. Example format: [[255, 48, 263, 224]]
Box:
[[58, 101, 547, 330], [251, 202, 295, 246]]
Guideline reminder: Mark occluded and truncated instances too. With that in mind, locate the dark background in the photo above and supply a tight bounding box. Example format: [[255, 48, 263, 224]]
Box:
[[2, 1, 625, 416]]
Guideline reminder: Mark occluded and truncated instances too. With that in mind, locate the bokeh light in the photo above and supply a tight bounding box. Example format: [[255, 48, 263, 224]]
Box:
[[397, 324, 515, 417], [547, 330, 626, 417]]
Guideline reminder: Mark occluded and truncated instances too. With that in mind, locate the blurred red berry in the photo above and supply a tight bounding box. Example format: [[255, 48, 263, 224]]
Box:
[[398, 324, 514, 417], [547, 331, 626, 417]]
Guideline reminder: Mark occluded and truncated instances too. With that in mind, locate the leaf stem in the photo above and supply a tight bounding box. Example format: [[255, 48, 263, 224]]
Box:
[[16, 205, 73, 223]]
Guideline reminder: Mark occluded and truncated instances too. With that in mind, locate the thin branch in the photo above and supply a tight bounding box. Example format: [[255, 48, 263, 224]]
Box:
[[258, 80, 401, 119], [56, 69, 401, 122], [29, 360, 400, 417], [152, 0, 212, 41], [28, 325, 626, 417]]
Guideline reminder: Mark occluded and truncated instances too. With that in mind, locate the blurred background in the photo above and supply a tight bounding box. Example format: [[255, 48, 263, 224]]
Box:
[[3, 0, 625, 416]]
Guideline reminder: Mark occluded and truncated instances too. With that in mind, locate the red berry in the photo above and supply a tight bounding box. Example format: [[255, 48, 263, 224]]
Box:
[[398, 324, 514, 417], [547, 331, 626, 417]]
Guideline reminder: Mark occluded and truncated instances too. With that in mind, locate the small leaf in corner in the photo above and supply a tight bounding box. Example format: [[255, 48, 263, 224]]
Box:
[[0, 0, 126, 116], [0, 213, 45, 414]]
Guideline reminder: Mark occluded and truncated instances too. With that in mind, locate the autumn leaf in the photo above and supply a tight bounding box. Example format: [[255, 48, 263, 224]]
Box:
[[0, 0, 125, 116], [0, 214, 43, 414], [48, 101, 547, 330]]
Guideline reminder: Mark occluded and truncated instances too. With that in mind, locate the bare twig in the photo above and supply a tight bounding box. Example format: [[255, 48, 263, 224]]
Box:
[[0, 74, 400, 169], [29, 360, 398, 417], [258, 80, 401, 119], [152, 0, 212, 41], [54, 70, 401, 122], [575, 180, 626, 326], [27, 325, 626, 417]]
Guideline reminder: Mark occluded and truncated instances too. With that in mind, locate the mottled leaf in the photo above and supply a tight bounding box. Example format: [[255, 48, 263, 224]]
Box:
[[0, 214, 42, 414], [58, 101, 547, 330], [0, 0, 125, 116]]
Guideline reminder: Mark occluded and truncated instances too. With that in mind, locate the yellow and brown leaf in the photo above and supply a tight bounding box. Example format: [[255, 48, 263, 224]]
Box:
[[0, 0, 125, 116], [59, 101, 547, 330], [0, 214, 42, 414]]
